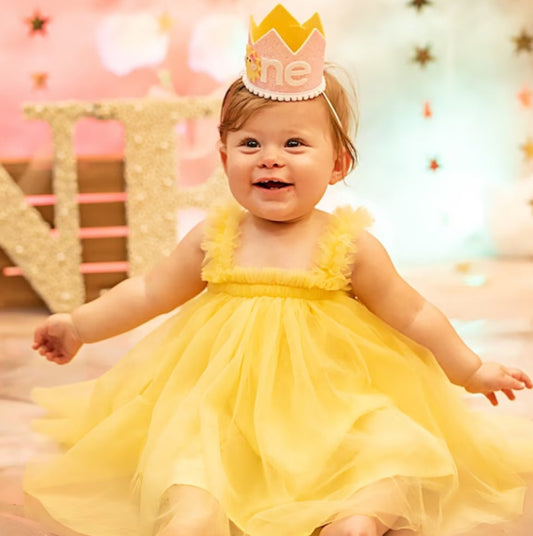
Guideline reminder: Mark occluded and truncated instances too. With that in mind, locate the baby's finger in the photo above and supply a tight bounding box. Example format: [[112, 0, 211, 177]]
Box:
[[508, 368, 532, 388], [502, 388, 516, 401], [485, 392, 498, 406], [51, 355, 70, 365], [39, 343, 55, 357], [33, 326, 48, 346], [499, 374, 526, 391]]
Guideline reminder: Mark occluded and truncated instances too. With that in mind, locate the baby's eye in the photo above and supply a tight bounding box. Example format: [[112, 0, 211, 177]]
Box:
[[286, 138, 304, 148], [240, 138, 259, 148]]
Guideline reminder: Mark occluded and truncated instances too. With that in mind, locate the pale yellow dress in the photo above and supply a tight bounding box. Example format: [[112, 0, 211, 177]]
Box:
[[25, 203, 533, 536]]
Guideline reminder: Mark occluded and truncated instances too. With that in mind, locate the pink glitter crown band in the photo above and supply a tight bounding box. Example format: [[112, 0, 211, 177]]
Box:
[[242, 4, 327, 102]]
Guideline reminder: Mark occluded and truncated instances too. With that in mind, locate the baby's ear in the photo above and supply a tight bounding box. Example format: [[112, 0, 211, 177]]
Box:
[[218, 141, 228, 170], [330, 151, 350, 185]]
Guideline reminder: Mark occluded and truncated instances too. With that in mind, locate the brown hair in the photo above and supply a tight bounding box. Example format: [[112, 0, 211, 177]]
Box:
[[218, 64, 359, 175]]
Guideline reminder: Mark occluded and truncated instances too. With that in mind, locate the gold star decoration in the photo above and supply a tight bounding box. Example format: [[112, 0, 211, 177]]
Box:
[[408, 0, 432, 12], [25, 10, 50, 36], [517, 86, 533, 108], [158, 12, 173, 33], [31, 72, 48, 90], [412, 45, 435, 68], [429, 158, 440, 171], [512, 29, 533, 54], [520, 139, 533, 160]]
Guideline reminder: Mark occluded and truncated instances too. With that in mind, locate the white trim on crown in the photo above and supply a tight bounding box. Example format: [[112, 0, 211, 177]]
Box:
[[242, 75, 326, 102]]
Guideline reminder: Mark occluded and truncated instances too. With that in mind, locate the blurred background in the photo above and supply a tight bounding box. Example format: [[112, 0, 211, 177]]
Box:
[[1, 0, 533, 265]]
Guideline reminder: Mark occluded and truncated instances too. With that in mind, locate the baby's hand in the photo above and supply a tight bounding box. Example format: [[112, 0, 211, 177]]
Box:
[[32, 313, 83, 365], [464, 361, 532, 406]]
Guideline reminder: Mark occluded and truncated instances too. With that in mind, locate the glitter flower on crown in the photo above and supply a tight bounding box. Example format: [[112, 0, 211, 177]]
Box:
[[242, 4, 326, 101]]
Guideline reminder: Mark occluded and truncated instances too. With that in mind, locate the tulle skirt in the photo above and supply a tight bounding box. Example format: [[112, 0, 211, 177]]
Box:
[[24, 283, 533, 536]]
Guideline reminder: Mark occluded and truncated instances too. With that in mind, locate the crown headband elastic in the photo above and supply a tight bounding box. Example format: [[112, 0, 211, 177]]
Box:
[[242, 4, 326, 101]]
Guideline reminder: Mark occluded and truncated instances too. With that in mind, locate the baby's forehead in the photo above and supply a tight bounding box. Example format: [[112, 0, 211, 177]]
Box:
[[244, 97, 329, 125], [232, 100, 334, 143]]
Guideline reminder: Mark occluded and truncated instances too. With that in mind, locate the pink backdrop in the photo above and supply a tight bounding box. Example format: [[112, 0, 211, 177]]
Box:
[[0, 0, 248, 160]]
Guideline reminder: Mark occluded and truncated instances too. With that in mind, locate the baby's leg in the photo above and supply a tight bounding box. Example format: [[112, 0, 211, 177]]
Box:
[[154, 485, 229, 536], [319, 514, 389, 536]]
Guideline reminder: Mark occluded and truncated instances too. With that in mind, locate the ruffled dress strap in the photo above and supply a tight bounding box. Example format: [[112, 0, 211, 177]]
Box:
[[201, 201, 244, 283], [313, 206, 374, 291]]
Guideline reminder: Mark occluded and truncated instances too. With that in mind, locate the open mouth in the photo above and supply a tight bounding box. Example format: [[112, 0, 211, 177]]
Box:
[[254, 180, 293, 190]]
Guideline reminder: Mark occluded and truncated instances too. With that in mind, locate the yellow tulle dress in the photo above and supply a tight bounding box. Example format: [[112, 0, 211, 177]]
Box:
[[25, 203, 533, 536]]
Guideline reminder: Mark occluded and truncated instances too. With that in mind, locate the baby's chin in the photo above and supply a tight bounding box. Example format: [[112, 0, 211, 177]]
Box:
[[250, 207, 320, 226]]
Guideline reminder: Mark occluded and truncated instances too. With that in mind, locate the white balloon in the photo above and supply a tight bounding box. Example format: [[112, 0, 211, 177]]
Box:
[[96, 12, 169, 76], [188, 14, 247, 83]]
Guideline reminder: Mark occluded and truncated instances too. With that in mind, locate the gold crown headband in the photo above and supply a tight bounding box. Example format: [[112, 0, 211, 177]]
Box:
[[242, 5, 343, 129]]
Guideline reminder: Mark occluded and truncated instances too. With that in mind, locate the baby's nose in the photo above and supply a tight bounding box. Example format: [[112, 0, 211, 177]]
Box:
[[260, 159, 280, 168], [259, 151, 282, 168]]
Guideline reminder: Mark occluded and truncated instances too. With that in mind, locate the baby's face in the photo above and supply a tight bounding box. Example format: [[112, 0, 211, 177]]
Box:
[[219, 98, 341, 224]]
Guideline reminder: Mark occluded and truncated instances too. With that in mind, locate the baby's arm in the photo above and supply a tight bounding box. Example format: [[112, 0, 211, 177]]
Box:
[[350, 231, 532, 405], [33, 222, 207, 364]]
